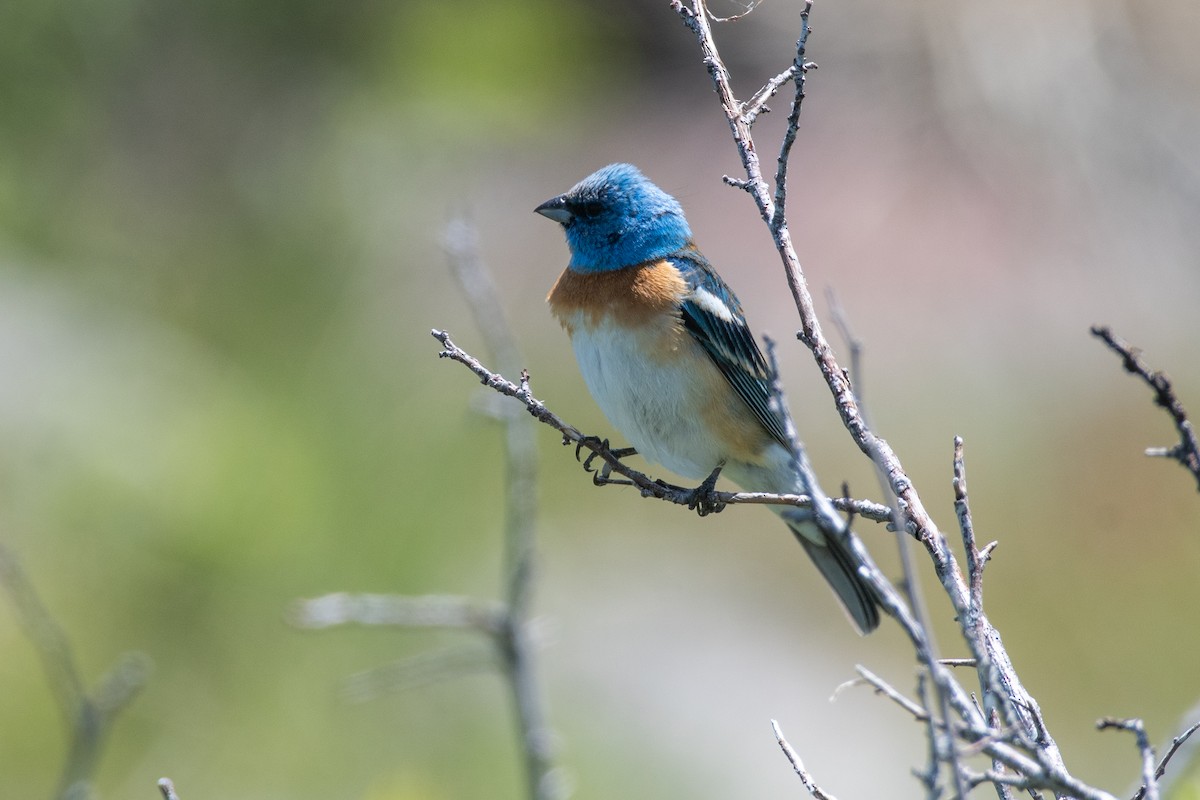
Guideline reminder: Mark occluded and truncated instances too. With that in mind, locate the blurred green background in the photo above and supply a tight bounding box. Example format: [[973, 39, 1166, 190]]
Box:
[[1, 0, 1198, 797]]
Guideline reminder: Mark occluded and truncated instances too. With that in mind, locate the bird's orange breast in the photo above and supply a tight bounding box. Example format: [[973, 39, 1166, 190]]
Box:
[[547, 260, 687, 334]]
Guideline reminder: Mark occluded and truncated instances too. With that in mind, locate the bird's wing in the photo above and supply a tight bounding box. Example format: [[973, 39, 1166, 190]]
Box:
[[670, 249, 793, 450]]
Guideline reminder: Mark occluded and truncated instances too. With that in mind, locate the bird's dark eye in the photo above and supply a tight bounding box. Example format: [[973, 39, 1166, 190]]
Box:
[[577, 200, 604, 219]]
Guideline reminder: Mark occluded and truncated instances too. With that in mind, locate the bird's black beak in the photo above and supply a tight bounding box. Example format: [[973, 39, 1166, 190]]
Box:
[[534, 194, 573, 225]]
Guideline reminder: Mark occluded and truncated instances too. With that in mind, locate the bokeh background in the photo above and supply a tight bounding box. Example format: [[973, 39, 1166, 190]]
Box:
[[1, 0, 1198, 797]]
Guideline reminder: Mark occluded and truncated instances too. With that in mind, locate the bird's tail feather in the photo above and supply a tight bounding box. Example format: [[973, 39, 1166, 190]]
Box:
[[787, 517, 881, 634]]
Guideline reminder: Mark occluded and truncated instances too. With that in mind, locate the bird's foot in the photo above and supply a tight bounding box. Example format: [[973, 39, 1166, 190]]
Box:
[[685, 464, 726, 517], [575, 436, 637, 487]]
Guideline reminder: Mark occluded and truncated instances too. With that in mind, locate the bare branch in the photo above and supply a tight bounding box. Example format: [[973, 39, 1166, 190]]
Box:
[[157, 778, 182, 800], [674, 7, 1132, 798], [433, 328, 893, 524], [1136, 721, 1200, 800], [1097, 718, 1159, 800], [0, 543, 87, 725], [671, 0, 826, 348], [661, 8, 1137, 793], [854, 666, 929, 723], [742, 65, 799, 126], [1091, 325, 1200, 491], [771, 719, 840, 800], [290, 593, 507, 635], [952, 435, 1009, 739], [954, 436, 985, 618], [987, 708, 1020, 800], [859, 655, 1118, 800], [0, 542, 150, 799], [772, 0, 815, 232]]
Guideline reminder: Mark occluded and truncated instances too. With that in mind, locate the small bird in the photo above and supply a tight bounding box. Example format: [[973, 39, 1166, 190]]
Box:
[[535, 163, 880, 633]]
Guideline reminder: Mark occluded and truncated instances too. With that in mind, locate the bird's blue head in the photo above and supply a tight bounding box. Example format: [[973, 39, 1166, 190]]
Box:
[[534, 163, 692, 273]]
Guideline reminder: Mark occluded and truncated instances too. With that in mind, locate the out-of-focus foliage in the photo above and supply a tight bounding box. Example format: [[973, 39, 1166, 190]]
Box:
[[0, 1, 1197, 798]]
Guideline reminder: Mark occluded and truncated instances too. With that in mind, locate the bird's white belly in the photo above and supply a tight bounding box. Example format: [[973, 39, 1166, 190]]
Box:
[[568, 320, 726, 480]]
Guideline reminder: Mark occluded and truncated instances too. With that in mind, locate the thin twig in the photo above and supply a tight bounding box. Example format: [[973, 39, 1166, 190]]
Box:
[[963, 766, 1039, 794], [953, 436, 1010, 740], [1090, 326, 1200, 491], [855, 666, 929, 722], [0, 543, 86, 725], [433, 329, 894, 524], [771, 719, 840, 800], [987, 708, 1019, 800], [953, 437, 985, 619], [1097, 718, 1159, 800], [0, 542, 150, 800], [742, 65, 799, 126], [914, 672, 943, 799], [859, 654, 1116, 800], [157, 778, 181, 800], [1134, 721, 1200, 800], [772, 0, 815, 232]]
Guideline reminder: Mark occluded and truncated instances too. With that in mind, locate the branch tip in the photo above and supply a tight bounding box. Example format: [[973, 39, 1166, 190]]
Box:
[[158, 778, 181, 800], [1091, 325, 1200, 490]]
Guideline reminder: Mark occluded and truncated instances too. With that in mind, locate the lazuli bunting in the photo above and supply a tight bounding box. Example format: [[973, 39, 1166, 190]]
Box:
[[535, 163, 880, 633]]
